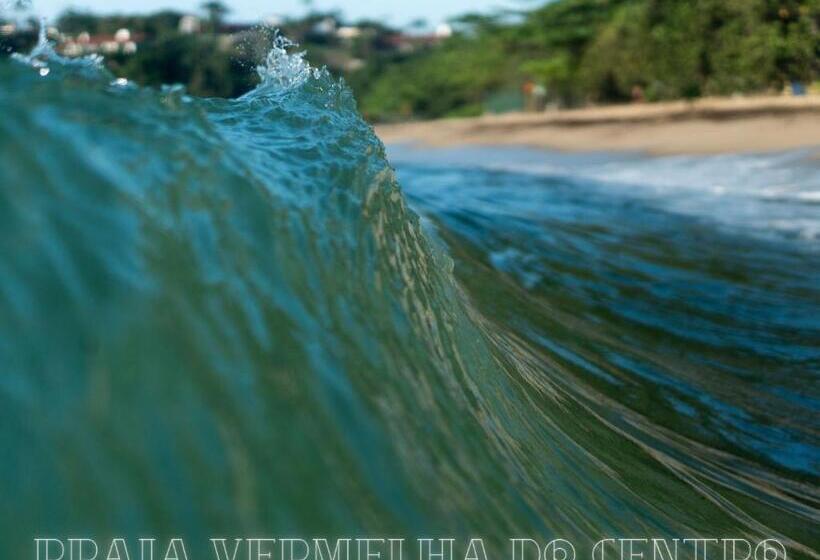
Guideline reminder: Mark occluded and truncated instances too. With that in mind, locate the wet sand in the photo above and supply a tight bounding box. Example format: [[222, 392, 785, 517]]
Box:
[[375, 95, 820, 155]]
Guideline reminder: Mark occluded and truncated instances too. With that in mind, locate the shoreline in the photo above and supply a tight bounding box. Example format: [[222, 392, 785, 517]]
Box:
[[375, 95, 820, 156]]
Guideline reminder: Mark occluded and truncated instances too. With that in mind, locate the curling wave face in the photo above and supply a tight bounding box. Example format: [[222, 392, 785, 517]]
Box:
[[0, 33, 818, 560]]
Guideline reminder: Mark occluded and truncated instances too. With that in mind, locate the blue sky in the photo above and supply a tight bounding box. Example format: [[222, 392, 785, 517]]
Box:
[[26, 0, 529, 27]]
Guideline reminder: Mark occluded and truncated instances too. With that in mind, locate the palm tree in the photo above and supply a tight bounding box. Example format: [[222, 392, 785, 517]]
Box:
[[201, 0, 229, 32]]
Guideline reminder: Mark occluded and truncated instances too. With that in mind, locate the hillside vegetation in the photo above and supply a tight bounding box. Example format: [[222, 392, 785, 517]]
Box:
[[2, 0, 817, 121], [357, 0, 819, 120]]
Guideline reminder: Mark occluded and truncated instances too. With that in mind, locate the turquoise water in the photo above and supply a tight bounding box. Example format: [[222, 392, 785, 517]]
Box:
[[0, 36, 818, 560]]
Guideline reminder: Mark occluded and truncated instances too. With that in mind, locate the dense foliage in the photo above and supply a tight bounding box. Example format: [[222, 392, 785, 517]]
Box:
[[359, 0, 819, 120]]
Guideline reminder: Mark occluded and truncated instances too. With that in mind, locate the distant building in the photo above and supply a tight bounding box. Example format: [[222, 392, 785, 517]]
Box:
[[337, 26, 362, 41], [312, 17, 337, 36], [114, 28, 130, 43], [384, 32, 446, 53], [179, 15, 201, 34], [60, 28, 142, 57], [434, 23, 453, 38]]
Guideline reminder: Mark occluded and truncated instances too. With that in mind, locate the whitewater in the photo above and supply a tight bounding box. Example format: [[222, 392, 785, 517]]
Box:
[[0, 26, 818, 560]]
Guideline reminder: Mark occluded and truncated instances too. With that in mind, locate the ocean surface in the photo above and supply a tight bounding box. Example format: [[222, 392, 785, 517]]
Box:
[[1, 33, 818, 560]]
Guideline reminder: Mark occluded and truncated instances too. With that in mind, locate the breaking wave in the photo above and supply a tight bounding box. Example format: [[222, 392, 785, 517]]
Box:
[[0, 29, 818, 560]]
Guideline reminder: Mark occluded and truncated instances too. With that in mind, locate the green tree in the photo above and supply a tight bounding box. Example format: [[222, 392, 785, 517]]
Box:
[[201, 1, 229, 32]]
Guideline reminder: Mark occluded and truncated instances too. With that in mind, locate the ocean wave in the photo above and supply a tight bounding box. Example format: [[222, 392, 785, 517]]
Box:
[[0, 33, 818, 560]]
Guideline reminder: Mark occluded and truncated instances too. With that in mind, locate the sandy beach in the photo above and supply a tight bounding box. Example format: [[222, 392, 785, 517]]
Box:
[[376, 95, 820, 155]]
